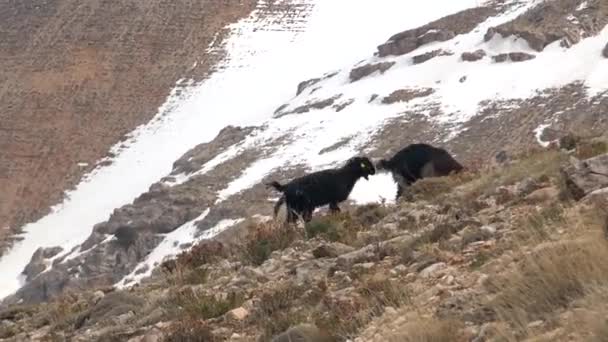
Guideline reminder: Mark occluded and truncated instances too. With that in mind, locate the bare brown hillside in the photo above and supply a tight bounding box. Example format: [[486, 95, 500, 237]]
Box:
[[0, 0, 256, 238]]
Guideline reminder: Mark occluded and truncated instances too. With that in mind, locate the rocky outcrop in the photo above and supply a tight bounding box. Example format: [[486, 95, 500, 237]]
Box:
[[562, 153, 608, 200], [484, 0, 608, 52], [492, 52, 536, 63], [2, 124, 274, 306], [276, 95, 343, 117], [296, 71, 338, 95], [170, 125, 255, 176], [382, 88, 434, 105], [377, 6, 499, 57], [22, 247, 63, 281], [461, 49, 487, 62], [349, 62, 395, 82], [412, 49, 453, 65]]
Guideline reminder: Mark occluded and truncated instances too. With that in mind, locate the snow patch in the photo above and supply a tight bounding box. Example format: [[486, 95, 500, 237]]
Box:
[[534, 123, 553, 147]]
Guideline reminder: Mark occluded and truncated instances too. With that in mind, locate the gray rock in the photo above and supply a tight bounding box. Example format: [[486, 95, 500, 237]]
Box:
[[604, 42, 608, 58], [349, 62, 395, 82], [412, 49, 452, 64], [22, 246, 63, 281], [461, 49, 486, 62], [420, 262, 447, 278], [515, 177, 541, 197], [492, 52, 535, 63], [271, 324, 333, 342], [562, 153, 608, 200], [312, 242, 355, 259]]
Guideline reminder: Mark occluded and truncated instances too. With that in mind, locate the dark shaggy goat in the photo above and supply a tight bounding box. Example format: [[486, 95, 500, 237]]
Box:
[[377, 143, 464, 199], [267, 156, 376, 223]]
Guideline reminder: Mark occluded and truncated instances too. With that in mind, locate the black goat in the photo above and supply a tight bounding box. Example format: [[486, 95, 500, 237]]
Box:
[[267, 156, 376, 223], [377, 143, 463, 200]]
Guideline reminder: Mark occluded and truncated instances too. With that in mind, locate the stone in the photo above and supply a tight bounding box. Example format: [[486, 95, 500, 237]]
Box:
[[559, 133, 578, 150], [525, 187, 559, 203], [312, 242, 355, 259], [604, 42, 608, 58], [420, 262, 447, 278], [509, 52, 536, 62], [562, 153, 608, 200], [270, 324, 333, 342], [349, 62, 395, 82], [412, 49, 452, 64], [461, 49, 486, 62], [296, 77, 321, 96], [515, 177, 541, 197], [21, 246, 63, 281], [492, 52, 535, 63], [228, 307, 249, 321], [382, 88, 434, 104], [92, 290, 105, 304]]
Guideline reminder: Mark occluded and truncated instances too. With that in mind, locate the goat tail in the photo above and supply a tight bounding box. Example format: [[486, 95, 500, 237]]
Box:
[[266, 180, 286, 192]]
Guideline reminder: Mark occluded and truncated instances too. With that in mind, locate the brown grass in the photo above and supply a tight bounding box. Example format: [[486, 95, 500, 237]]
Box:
[[488, 238, 608, 336], [305, 213, 365, 246], [385, 316, 465, 342], [255, 282, 312, 341], [161, 319, 217, 342], [243, 220, 300, 266], [574, 139, 608, 160], [457, 149, 565, 203], [172, 289, 244, 320]]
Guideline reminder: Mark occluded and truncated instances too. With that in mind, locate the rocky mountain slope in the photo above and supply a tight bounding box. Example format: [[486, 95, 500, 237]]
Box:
[[0, 0, 257, 246], [2, 0, 608, 340], [2, 137, 608, 341]]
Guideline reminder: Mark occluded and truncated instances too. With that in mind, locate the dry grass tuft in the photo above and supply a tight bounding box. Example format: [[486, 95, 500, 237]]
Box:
[[256, 282, 311, 341], [458, 149, 565, 203], [161, 319, 217, 342], [488, 238, 608, 335], [243, 220, 300, 266], [305, 213, 365, 246], [384, 316, 465, 342], [172, 289, 244, 320], [574, 139, 608, 160]]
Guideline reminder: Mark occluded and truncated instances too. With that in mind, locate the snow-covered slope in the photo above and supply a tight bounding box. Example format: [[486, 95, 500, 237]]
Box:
[[3, 0, 608, 303]]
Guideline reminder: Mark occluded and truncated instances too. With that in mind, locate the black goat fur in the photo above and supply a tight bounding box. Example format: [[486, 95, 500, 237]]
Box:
[[377, 143, 464, 199], [267, 156, 376, 223]]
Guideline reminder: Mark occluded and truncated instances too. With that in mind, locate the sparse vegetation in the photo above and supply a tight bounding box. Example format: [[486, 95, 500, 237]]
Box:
[[488, 238, 608, 336], [6, 142, 608, 342], [575, 139, 608, 159], [173, 289, 244, 320], [243, 220, 300, 265], [305, 213, 364, 246], [385, 316, 464, 342], [161, 319, 217, 342]]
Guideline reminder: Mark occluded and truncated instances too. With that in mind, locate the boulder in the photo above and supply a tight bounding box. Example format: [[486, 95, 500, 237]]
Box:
[[562, 153, 608, 200], [461, 49, 486, 62], [412, 49, 452, 64], [492, 52, 535, 63], [22, 246, 63, 281], [312, 242, 355, 258], [227, 307, 249, 321], [349, 62, 395, 82]]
